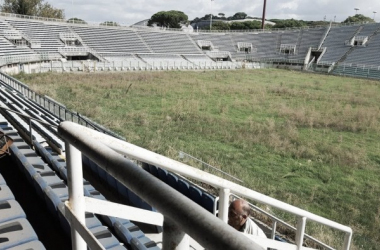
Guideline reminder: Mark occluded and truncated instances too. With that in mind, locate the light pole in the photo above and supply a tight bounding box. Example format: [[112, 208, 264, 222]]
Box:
[[210, 0, 214, 30], [373, 11, 377, 21], [354, 8, 359, 15], [261, 0, 267, 30]]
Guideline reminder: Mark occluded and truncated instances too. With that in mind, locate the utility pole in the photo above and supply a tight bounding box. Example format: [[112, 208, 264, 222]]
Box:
[[261, 0, 267, 30]]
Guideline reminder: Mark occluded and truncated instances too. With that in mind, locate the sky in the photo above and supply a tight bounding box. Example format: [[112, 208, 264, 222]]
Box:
[[48, 0, 380, 25]]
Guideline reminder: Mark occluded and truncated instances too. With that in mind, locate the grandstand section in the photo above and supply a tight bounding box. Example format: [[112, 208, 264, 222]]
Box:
[[0, 14, 379, 79]]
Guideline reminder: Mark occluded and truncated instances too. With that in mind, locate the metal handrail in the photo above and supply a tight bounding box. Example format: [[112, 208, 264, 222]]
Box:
[[59, 122, 352, 250], [59, 121, 265, 250], [0, 73, 123, 140]]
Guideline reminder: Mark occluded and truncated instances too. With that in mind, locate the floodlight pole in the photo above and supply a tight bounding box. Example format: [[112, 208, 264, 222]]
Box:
[[210, 0, 214, 30], [261, 0, 267, 30], [373, 11, 377, 20]]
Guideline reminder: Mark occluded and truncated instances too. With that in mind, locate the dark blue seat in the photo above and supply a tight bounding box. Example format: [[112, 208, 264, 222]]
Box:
[[107, 174, 118, 191], [98, 215, 130, 228], [32, 172, 64, 199], [141, 163, 150, 172], [0, 219, 38, 250], [0, 200, 26, 224], [189, 185, 202, 205], [148, 165, 159, 177], [128, 190, 142, 208], [43, 184, 69, 215], [116, 180, 129, 201], [0, 185, 15, 202], [167, 173, 178, 189], [90, 226, 121, 249], [201, 192, 216, 214], [0, 174, 6, 185], [157, 168, 168, 183], [89, 190, 106, 200], [114, 220, 145, 245], [107, 245, 127, 250], [177, 179, 190, 197], [7, 240, 46, 250], [130, 236, 160, 250]]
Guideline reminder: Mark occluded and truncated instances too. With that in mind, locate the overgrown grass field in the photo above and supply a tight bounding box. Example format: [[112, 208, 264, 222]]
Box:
[[15, 69, 380, 249]]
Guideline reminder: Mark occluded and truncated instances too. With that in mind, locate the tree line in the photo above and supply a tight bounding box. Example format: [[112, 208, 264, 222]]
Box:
[[0, 1, 376, 29]]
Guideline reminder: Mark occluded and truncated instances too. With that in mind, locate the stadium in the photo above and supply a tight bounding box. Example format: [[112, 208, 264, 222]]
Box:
[[0, 4, 379, 250]]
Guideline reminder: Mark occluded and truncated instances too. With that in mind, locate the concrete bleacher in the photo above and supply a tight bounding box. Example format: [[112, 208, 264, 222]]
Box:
[[138, 30, 202, 54], [5, 19, 67, 58], [0, 116, 46, 249], [343, 32, 380, 66], [0, 20, 41, 64], [319, 25, 360, 63], [72, 26, 151, 54]]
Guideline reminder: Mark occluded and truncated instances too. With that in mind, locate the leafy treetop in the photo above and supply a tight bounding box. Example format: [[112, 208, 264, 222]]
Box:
[[67, 17, 87, 24], [342, 14, 374, 24], [148, 10, 188, 29], [0, 0, 64, 19], [100, 21, 119, 26]]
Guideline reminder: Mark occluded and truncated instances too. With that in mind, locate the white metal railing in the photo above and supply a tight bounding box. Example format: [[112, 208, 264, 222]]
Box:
[[59, 121, 352, 250]]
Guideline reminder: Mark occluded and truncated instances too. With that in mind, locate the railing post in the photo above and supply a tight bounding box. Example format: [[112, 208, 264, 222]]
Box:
[[295, 216, 307, 250], [344, 232, 352, 250], [66, 142, 86, 250], [271, 221, 277, 240], [162, 217, 189, 250], [218, 188, 230, 223]]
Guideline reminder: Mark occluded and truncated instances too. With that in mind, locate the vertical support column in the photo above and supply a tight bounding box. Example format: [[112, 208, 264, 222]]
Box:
[[218, 188, 230, 223], [66, 142, 86, 250], [295, 216, 307, 250], [162, 217, 189, 250], [271, 221, 277, 240]]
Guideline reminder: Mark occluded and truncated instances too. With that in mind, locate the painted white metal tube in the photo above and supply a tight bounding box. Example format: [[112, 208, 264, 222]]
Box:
[[84, 197, 163, 226], [344, 233, 352, 250], [218, 188, 230, 223], [271, 221, 277, 240], [66, 142, 86, 250], [60, 122, 352, 236], [295, 216, 307, 250]]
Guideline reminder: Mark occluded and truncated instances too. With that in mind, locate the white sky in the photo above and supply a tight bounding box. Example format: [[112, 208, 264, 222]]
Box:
[[48, 0, 380, 25]]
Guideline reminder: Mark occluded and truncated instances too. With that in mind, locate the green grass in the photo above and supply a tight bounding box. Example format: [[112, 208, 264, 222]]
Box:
[[14, 69, 380, 249]]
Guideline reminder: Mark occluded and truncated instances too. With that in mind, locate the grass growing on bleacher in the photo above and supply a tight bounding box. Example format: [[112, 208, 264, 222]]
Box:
[[16, 69, 380, 249]]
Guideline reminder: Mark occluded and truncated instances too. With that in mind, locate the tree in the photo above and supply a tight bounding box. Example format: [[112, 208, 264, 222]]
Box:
[[230, 21, 262, 30], [148, 10, 188, 29], [67, 17, 87, 24], [211, 21, 230, 30], [342, 14, 374, 24], [272, 19, 307, 29], [100, 21, 119, 26], [1, 0, 64, 19], [230, 12, 248, 20]]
